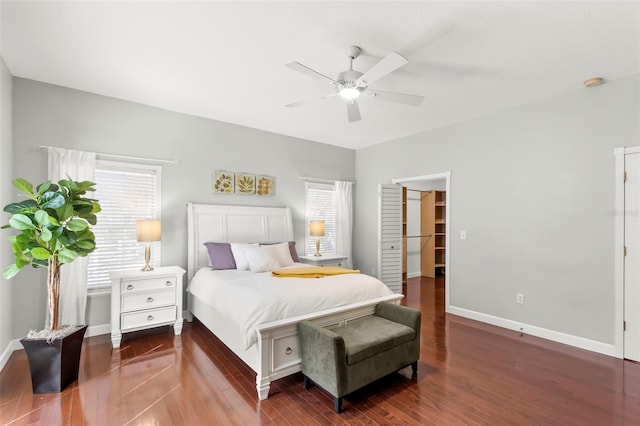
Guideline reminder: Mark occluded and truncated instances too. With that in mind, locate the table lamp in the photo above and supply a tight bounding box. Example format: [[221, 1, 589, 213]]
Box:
[[137, 219, 161, 271], [309, 220, 325, 257]]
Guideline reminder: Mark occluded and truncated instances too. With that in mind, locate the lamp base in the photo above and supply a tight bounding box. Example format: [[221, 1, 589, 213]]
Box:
[[314, 239, 322, 257], [141, 244, 154, 271]]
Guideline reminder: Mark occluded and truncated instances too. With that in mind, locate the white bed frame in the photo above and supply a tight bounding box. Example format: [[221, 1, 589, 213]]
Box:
[[186, 203, 402, 400]]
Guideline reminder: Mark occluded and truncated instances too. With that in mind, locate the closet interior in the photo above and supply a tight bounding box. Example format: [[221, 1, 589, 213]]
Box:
[[402, 186, 447, 289]]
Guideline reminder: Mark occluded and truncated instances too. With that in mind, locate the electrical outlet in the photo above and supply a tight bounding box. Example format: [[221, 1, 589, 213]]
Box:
[[516, 293, 525, 304], [460, 230, 467, 240]]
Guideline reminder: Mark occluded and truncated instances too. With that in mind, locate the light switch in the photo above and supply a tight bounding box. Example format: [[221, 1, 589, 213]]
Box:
[[460, 230, 467, 240]]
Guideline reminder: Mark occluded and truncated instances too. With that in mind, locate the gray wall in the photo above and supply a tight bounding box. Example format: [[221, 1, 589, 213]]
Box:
[[354, 74, 640, 345], [0, 56, 13, 353], [11, 78, 355, 336], [6, 71, 639, 353]]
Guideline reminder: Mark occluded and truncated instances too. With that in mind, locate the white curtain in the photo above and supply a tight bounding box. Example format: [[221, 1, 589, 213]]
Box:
[[47, 148, 96, 327], [335, 180, 354, 269]]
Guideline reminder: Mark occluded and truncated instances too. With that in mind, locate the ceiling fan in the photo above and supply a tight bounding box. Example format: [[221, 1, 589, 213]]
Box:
[[285, 45, 424, 123]]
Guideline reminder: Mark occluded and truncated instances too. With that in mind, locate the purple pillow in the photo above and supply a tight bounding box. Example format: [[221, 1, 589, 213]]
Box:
[[288, 241, 301, 262], [204, 242, 237, 270], [260, 241, 300, 263]]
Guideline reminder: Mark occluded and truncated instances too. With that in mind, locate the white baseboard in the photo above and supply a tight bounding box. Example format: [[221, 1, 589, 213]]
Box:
[[86, 323, 110, 338], [0, 339, 23, 371], [448, 305, 617, 358], [407, 272, 422, 279], [4, 309, 616, 371]]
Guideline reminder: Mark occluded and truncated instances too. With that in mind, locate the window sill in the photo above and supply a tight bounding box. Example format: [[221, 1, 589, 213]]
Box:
[[88, 286, 111, 297]]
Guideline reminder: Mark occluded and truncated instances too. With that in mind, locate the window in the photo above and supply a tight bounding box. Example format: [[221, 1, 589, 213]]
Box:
[[305, 182, 336, 255], [87, 160, 162, 290]]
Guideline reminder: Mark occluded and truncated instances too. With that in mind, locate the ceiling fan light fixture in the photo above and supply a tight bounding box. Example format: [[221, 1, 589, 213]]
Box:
[[339, 87, 360, 100], [285, 44, 419, 121]]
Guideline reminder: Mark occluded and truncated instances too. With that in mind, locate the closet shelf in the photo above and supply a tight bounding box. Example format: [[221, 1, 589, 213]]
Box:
[[419, 190, 446, 278]]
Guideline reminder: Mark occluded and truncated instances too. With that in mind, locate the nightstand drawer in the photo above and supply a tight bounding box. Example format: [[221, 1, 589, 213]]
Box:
[[121, 289, 175, 312], [121, 306, 176, 331], [122, 276, 176, 293]]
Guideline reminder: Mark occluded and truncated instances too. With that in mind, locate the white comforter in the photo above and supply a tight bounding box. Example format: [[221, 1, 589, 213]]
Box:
[[187, 264, 394, 349]]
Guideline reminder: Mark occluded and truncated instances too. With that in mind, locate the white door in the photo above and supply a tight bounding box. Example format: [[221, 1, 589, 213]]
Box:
[[624, 152, 640, 361], [378, 184, 403, 293]]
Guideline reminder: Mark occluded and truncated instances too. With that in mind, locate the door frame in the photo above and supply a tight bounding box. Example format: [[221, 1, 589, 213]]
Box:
[[614, 146, 640, 358], [393, 171, 451, 313]]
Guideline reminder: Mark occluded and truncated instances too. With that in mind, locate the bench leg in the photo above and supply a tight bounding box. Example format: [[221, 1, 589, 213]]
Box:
[[303, 375, 313, 389], [334, 397, 343, 413], [411, 361, 418, 375]]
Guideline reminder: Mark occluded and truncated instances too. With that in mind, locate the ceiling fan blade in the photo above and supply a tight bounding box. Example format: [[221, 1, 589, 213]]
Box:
[[346, 99, 361, 123], [367, 90, 424, 106], [285, 93, 338, 108], [286, 62, 338, 85], [355, 52, 408, 87]]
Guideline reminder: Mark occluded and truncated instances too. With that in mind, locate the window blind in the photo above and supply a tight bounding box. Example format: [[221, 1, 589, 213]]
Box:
[[305, 182, 336, 255], [87, 161, 161, 288]]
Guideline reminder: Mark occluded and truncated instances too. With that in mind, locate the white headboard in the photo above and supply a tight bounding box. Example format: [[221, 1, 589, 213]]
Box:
[[186, 203, 294, 281]]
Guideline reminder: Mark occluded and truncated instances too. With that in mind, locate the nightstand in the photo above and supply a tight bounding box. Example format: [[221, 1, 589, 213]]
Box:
[[109, 266, 186, 348], [299, 255, 348, 267]]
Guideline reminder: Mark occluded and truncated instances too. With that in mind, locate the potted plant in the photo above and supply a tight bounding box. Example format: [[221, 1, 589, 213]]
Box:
[[2, 177, 100, 393]]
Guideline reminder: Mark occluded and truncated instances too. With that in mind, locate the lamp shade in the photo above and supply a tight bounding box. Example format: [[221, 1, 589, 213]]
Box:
[[309, 220, 325, 237], [136, 219, 161, 242]]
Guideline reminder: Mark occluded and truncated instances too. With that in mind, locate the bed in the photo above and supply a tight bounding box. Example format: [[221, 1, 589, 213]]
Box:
[[185, 203, 402, 400]]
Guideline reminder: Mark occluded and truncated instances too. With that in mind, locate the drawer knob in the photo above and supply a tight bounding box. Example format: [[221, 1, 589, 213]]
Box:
[[165, 281, 172, 286], [147, 315, 154, 321], [147, 297, 154, 303], [126, 284, 134, 290], [285, 347, 293, 355]]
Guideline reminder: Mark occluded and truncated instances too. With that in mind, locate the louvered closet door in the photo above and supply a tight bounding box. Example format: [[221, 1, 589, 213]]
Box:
[[378, 184, 403, 293]]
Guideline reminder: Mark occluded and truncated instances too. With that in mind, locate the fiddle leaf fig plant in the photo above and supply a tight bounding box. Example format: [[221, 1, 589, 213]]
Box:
[[2, 178, 101, 331]]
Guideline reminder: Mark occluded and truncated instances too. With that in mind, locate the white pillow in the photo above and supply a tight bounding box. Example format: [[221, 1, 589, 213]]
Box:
[[230, 243, 259, 271], [268, 242, 294, 267], [244, 245, 281, 273]]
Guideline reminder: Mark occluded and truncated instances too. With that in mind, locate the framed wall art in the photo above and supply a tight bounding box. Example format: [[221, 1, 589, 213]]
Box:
[[235, 173, 256, 195], [213, 171, 235, 194], [256, 175, 275, 196], [212, 170, 275, 196]]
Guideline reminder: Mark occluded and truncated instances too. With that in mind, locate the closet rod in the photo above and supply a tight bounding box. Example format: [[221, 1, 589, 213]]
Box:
[[38, 145, 178, 165], [406, 234, 432, 238]]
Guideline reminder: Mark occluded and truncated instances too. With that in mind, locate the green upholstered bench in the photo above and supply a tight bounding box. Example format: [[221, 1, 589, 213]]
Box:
[[298, 302, 421, 413]]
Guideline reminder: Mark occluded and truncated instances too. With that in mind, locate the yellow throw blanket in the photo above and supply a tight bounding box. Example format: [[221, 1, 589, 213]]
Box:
[[272, 266, 361, 278]]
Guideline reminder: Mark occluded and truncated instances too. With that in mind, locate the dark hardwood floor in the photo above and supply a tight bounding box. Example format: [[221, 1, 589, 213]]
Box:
[[1, 276, 639, 425]]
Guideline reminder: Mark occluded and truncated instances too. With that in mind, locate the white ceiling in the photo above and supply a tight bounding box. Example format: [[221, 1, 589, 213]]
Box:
[[1, 1, 639, 150]]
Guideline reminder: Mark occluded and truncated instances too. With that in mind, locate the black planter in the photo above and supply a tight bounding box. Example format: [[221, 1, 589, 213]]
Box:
[[20, 325, 88, 394]]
